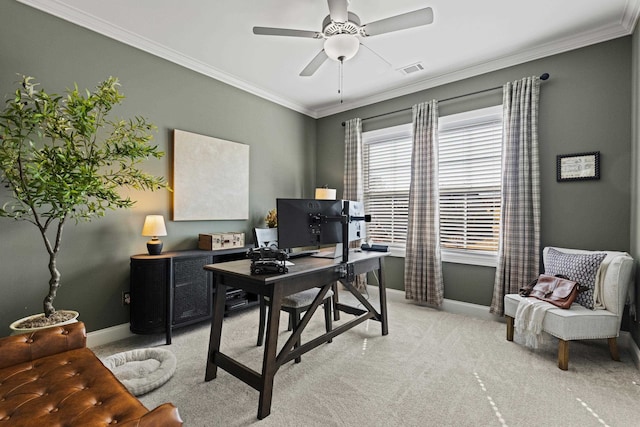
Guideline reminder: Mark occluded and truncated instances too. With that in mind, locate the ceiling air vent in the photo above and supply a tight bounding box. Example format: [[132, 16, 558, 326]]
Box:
[[398, 62, 425, 75]]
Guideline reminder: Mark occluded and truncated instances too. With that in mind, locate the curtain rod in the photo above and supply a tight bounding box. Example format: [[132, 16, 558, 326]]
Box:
[[341, 73, 550, 126]]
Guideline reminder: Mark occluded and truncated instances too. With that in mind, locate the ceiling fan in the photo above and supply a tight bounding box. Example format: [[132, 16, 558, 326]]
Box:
[[253, 0, 434, 76]]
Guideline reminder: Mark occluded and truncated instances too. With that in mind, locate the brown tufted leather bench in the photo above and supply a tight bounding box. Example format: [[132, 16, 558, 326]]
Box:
[[0, 321, 182, 426]]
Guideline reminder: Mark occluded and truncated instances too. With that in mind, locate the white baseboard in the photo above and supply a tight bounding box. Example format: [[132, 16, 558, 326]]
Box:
[[624, 331, 640, 369], [85, 294, 640, 371], [442, 298, 498, 322], [87, 323, 134, 348]]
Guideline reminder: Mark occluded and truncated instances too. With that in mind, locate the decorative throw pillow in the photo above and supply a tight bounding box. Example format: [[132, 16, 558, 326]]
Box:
[[544, 248, 607, 309]]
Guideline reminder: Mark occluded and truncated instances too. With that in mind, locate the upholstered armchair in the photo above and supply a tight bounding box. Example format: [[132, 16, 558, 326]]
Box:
[[504, 247, 634, 370]]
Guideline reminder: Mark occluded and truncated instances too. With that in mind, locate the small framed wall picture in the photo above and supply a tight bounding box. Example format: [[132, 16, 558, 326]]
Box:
[[556, 151, 600, 182]]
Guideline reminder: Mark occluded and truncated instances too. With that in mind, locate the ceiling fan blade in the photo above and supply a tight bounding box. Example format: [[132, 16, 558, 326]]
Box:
[[253, 27, 323, 38], [361, 7, 433, 37], [300, 50, 328, 76], [327, 0, 349, 23]]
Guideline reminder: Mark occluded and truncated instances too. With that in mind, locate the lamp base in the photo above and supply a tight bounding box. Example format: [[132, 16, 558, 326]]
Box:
[[147, 239, 163, 255]]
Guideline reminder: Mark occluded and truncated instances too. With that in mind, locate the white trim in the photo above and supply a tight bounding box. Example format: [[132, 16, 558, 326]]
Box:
[[16, 0, 640, 119], [315, 18, 639, 118], [439, 105, 503, 128], [441, 298, 498, 322], [86, 323, 134, 348], [625, 331, 640, 370], [441, 249, 497, 267], [16, 0, 316, 117]]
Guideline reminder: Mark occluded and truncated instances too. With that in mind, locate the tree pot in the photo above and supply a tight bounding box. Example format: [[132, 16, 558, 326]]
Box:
[[9, 310, 80, 335]]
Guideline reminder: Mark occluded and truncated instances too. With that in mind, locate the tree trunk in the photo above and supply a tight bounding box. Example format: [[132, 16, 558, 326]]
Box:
[[43, 249, 60, 317]]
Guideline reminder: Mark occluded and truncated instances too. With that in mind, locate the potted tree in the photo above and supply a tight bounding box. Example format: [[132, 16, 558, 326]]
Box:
[[0, 75, 168, 331]]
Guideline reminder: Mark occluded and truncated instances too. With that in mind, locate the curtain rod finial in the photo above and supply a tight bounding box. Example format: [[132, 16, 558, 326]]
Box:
[[540, 73, 550, 80]]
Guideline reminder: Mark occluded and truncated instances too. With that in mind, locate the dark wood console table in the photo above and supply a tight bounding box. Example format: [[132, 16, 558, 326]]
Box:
[[204, 251, 389, 419], [130, 246, 254, 344]]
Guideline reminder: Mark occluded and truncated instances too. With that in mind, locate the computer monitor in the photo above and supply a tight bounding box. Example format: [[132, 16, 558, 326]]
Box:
[[276, 198, 343, 250], [344, 200, 367, 243]]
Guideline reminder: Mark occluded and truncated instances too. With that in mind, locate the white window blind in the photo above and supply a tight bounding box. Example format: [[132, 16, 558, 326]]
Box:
[[439, 105, 503, 255], [362, 124, 412, 249], [361, 105, 503, 265]]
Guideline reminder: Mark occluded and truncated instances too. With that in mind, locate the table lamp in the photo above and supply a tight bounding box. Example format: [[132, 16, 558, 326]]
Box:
[[315, 186, 336, 200], [142, 215, 167, 255]]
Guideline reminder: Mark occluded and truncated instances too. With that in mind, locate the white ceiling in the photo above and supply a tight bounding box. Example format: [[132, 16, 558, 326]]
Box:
[[19, 0, 640, 118]]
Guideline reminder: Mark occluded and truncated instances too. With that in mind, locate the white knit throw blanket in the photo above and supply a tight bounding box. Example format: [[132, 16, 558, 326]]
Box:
[[514, 298, 555, 348]]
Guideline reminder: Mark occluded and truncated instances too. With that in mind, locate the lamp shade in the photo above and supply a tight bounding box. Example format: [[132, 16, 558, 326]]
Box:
[[141, 215, 167, 237], [324, 34, 360, 61], [315, 188, 337, 200]]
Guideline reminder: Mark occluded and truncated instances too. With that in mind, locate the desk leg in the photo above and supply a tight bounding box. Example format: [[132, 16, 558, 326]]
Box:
[[257, 283, 283, 419], [205, 274, 227, 381], [377, 259, 388, 336], [332, 281, 340, 321]]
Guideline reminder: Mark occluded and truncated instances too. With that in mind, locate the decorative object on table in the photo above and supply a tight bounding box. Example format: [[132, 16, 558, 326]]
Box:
[[142, 215, 168, 255], [198, 232, 245, 250], [265, 208, 278, 228], [556, 151, 600, 182], [315, 185, 337, 200], [247, 247, 289, 275], [173, 129, 249, 221], [102, 347, 177, 396], [0, 76, 168, 330]]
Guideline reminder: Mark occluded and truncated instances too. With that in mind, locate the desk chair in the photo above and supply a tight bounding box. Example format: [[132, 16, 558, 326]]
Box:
[[253, 228, 333, 363]]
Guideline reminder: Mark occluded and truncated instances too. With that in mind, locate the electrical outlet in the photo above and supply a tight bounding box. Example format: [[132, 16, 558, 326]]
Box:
[[122, 291, 131, 305]]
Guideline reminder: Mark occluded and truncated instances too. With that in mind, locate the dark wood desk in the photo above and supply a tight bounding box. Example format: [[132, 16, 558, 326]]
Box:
[[204, 251, 389, 419]]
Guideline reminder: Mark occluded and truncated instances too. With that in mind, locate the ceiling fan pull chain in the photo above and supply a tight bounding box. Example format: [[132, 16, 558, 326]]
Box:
[[339, 57, 344, 104]]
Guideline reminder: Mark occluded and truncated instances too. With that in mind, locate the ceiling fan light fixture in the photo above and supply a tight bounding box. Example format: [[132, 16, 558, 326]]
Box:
[[324, 34, 359, 61]]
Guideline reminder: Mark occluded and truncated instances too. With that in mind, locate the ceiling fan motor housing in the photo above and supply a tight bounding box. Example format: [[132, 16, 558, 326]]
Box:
[[322, 12, 361, 36]]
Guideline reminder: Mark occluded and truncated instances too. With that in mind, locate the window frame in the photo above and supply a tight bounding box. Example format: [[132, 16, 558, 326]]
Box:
[[438, 105, 503, 267], [361, 105, 503, 267]]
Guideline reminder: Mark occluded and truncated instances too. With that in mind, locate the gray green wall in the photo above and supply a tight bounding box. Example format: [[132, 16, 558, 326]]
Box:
[[630, 21, 640, 346], [317, 38, 633, 309], [0, 1, 316, 335], [1, 1, 637, 348]]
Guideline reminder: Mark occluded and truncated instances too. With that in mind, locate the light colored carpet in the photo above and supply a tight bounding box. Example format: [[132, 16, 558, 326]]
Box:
[[92, 287, 640, 426]]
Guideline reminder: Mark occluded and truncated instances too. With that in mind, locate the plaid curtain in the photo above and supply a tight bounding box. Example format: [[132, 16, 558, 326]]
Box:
[[405, 100, 443, 305], [343, 118, 363, 202], [490, 76, 541, 315], [343, 118, 367, 290]]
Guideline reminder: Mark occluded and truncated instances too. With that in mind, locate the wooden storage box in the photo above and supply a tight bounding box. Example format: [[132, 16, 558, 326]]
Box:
[[198, 232, 245, 250]]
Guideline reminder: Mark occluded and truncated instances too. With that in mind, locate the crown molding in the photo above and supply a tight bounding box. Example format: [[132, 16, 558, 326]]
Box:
[[18, 0, 640, 120], [314, 13, 640, 117], [17, 0, 317, 117]]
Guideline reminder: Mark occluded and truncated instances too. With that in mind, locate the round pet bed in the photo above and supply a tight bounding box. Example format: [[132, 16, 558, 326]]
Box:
[[102, 347, 176, 396]]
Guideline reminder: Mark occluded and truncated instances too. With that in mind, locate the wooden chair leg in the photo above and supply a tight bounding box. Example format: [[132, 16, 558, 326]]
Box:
[[293, 310, 302, 364], [506, 316, 514, 341], [608, 337, 620, 361], [257, 297, 266, 347], [558, 339, 569, 370], [332, 282, 340, 321], [324, 299, 333, 344]]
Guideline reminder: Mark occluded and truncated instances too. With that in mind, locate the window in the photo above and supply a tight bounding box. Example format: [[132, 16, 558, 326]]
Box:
[[438, 105, 502, 266], [362, 124, 412, 251], [362, 105, 503, 266]]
